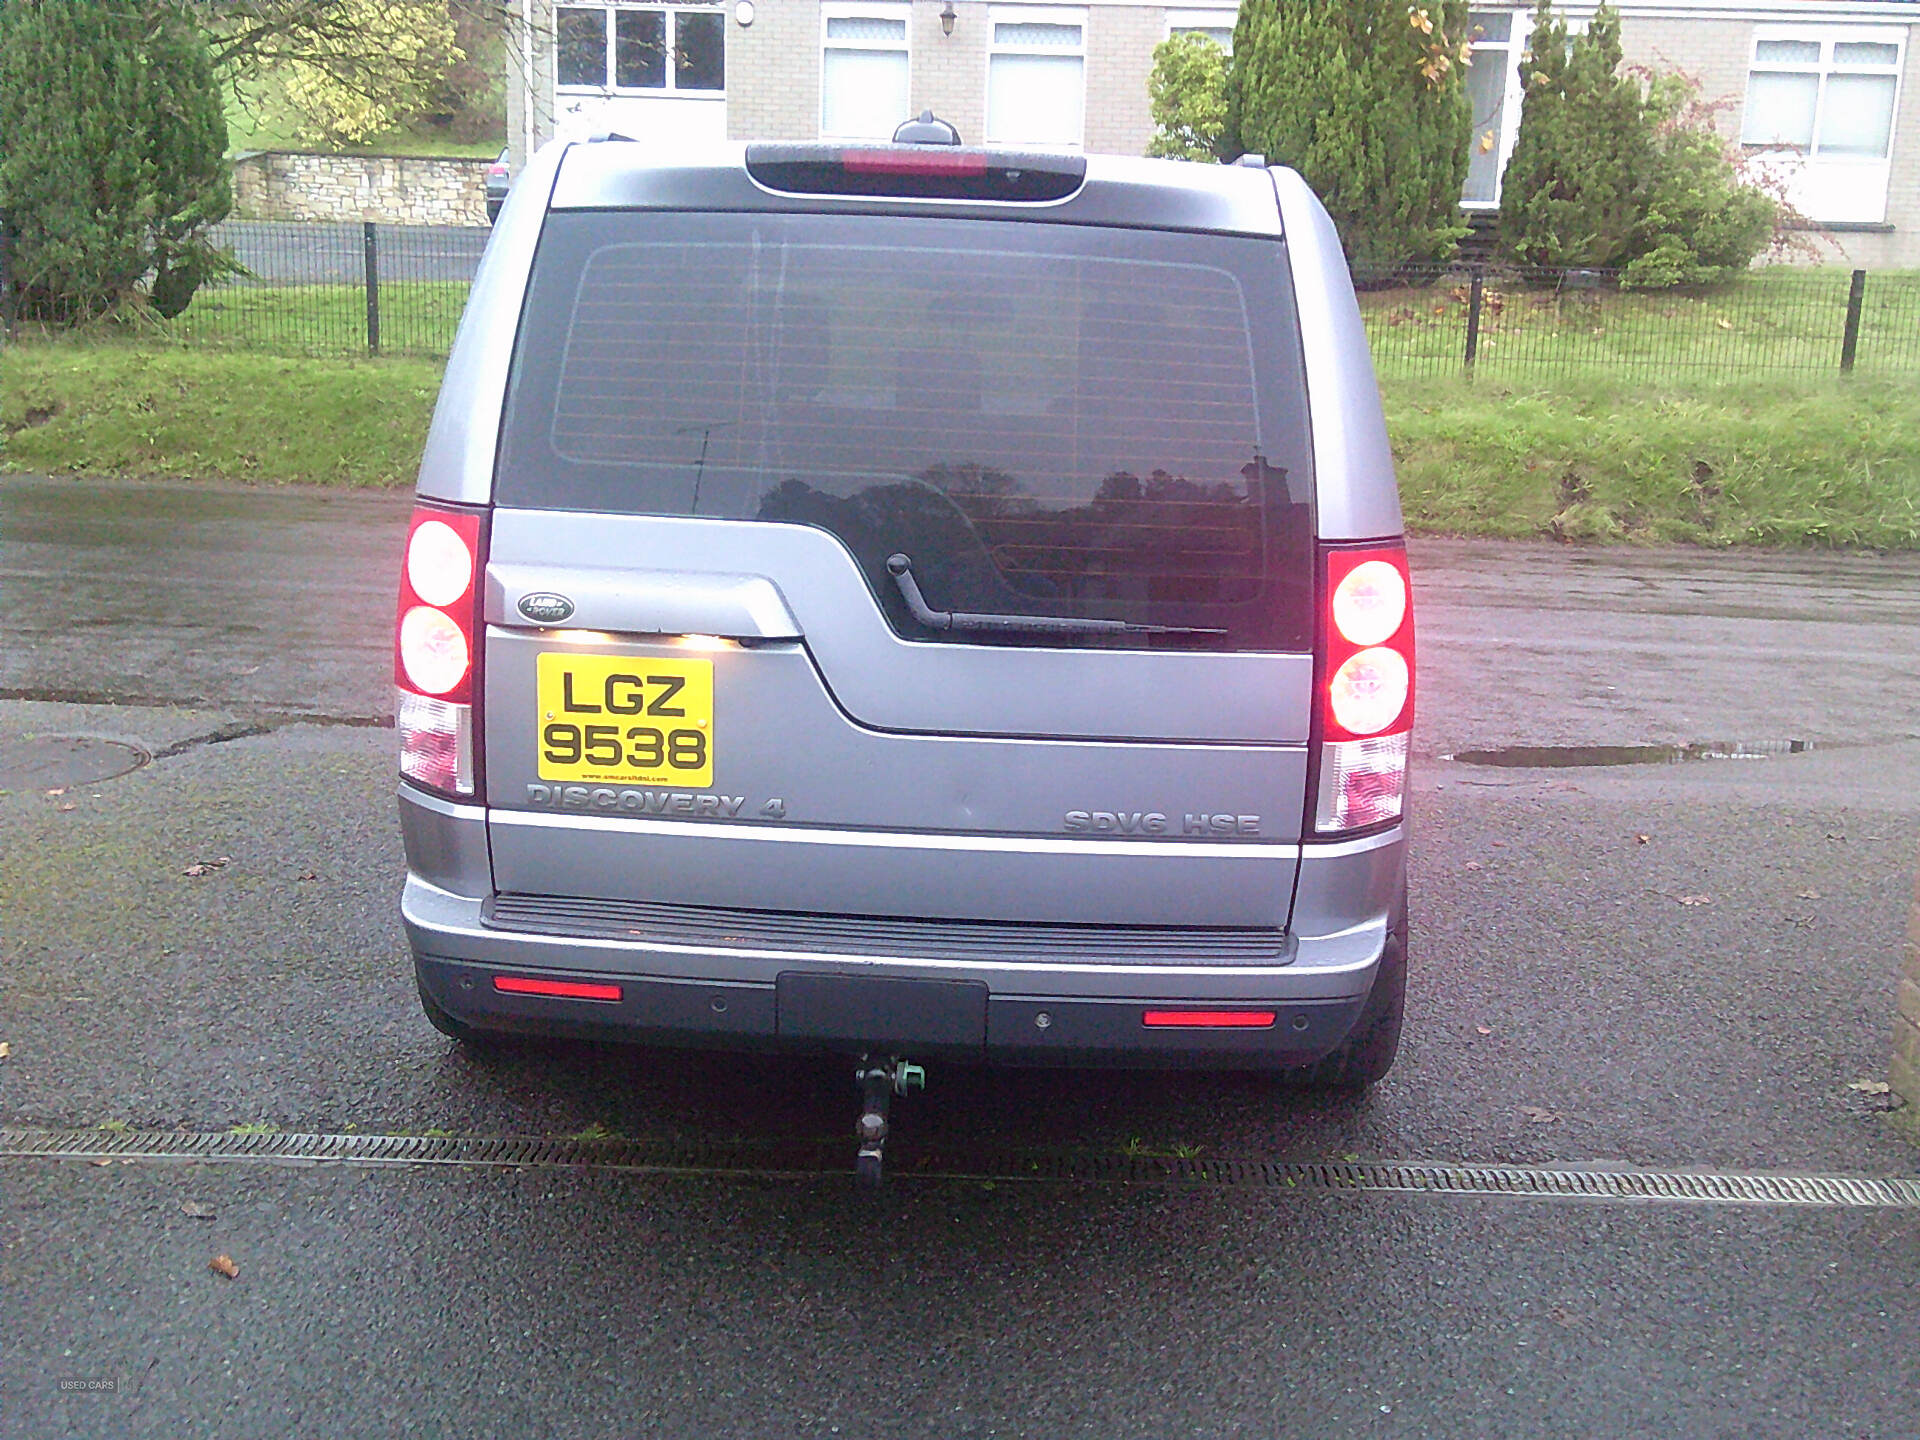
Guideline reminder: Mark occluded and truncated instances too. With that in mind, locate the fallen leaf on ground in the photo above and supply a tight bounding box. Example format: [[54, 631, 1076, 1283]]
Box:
[[1848, 1080, 1892, 1095], [90, 1159, 113, 1167], [56, 803, 77, 813], [1798, 889, 1821, 900], [294, 871, 318, 882], [1677, 894, 1713, 906], [1520, 1106, 1560, 1124], [209, 1254, 239, 1280], [1476, 1025, 1493, 1036], [180, 1201, 217, 1219], [1463, 861, 1483, 871], [182, 857, 232, 878], [0, 1042, 9, 1060], [44, 788, 65, 797]]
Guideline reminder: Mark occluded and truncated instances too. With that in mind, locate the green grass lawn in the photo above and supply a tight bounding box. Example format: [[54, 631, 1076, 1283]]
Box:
[[164, 280, 471, 359], [4, 321, 1917, 546], [1387, 374, 1920, 547], [1, 343, 441, 488]]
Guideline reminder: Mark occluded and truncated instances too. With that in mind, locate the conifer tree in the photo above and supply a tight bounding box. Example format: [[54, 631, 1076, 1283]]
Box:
[[1224, 0, 1472, 268], [145, 2, 235, 317], [1496, 1, 1655, 268], [0, 0, 232, 323]]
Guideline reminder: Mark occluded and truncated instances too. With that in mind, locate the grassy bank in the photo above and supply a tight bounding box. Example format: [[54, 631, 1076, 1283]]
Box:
[[5, 342, 1917, 547], [1388, 375, 1920, 547], [0, 344, 439, 488]]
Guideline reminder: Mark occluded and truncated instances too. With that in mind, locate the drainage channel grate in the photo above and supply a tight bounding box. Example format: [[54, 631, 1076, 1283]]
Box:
[[6, 1130, 1919, 1207]]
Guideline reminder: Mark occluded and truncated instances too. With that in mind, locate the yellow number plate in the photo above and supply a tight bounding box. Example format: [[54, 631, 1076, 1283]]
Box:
[[536, 653, 713, 788]]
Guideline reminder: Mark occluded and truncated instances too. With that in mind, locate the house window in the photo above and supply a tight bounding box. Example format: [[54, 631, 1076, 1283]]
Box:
[[1462, 8, 1524, 206], [986, 7, 1086, 147], [555, 2, 726, 94], [1742, 31, 1901, 157], [821, 3, 911, 139], [1741, 27, 1904, 222], [1166, 10, 1234, 53]]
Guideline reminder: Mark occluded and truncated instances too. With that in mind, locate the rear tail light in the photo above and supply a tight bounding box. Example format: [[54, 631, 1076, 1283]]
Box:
[[396, 503, 486, 800], [1314, 544, 1413, 835]]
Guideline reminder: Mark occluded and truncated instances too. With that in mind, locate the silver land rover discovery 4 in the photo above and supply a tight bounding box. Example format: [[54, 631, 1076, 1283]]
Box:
[[396, 134, 1414, 1170]]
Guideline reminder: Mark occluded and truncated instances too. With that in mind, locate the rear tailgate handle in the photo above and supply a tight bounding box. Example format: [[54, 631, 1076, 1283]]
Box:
[[488, 564, 801, 639], [885, 554, 1224, 638]]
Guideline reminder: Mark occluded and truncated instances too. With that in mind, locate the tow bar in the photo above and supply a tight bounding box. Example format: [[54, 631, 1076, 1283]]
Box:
[[854, 1055, 925, 1187]]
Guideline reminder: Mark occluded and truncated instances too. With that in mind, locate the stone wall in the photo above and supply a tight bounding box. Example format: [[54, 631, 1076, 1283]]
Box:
[[232, 152, 490, 227]]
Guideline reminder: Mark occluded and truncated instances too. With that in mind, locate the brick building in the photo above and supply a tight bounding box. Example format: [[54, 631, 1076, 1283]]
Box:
[[505, 0, 1920, 265]]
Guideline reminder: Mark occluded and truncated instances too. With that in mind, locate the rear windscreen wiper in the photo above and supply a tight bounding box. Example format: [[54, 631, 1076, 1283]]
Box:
[[885, 554, 1226, 638]]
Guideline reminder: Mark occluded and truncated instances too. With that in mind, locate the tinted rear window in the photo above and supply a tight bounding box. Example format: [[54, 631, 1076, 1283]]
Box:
[[497, 211, 1314, 650]]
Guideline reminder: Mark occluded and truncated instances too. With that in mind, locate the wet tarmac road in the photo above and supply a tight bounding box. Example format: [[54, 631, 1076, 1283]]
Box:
[[214, 219, 489, 286], [2, 473, 1918, 1438]]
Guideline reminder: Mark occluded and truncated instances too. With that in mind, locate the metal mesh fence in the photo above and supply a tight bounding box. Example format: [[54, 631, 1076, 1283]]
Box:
[[4, 220, 1917, 383], [1356, 263, 1920, 382], [156, 219, 487, 358]]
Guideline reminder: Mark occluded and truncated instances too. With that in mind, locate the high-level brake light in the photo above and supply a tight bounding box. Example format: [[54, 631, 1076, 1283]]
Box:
[[744, 142, 1086, 202], [396, 504, 486, 799], [1315, 545, 1414, 834], [842, 148, 988, 177]]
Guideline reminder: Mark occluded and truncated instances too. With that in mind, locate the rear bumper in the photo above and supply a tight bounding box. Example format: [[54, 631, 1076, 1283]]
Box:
[[403, 850, 1401, 1069], [414, 947, 1368, 1067]]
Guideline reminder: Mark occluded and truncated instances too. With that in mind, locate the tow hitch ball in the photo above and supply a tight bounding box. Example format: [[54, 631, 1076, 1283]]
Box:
[[854, 1055, 925, 1187]]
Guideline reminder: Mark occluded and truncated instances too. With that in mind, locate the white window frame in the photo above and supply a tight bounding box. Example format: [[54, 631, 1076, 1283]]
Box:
[[819, 1, 912, 140], [985, 5, 1088, 149], [1461, 7, 1528, 209], [1165, 8, 1235, 54], [554, 1, 728, 99], [1741, 25, 1904, 160], [1741, 24, 1904, 224]]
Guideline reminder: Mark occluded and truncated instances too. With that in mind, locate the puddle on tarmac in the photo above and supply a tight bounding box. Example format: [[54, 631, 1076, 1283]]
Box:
[[1448, 740, 1813, 769]]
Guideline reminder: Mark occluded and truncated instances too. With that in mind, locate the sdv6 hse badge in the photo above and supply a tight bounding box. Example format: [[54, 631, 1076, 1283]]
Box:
[[518, 592, 576, 625]]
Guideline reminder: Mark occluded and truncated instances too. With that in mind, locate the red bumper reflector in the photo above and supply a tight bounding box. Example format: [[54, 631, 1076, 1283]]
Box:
[[493, 976, 622, 1002], [1141, 1009, 1277, 1029]]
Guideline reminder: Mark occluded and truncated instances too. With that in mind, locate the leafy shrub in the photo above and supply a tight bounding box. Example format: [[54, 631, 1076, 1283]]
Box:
[[1621, 74, 1779, 287], [1497, 2, 1654, 269], [1224, 0, 1472, 267], [1147, 32, 1229, 162], [1499, 2, 1776, 285]]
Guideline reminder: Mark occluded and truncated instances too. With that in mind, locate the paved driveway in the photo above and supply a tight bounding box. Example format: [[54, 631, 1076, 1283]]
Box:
[[2, 474, 1917, 1438]]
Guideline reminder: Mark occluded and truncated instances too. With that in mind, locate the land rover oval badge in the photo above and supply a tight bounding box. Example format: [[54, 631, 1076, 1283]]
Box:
[[518, 592, 575, 625]]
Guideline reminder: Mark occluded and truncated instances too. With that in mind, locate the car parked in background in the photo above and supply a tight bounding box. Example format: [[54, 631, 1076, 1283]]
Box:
[[484, 150, 509, 223]]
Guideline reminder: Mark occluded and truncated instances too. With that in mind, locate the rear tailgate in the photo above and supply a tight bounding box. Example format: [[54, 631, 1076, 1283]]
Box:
[[483, 209, 1316, 929]]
